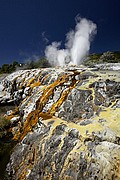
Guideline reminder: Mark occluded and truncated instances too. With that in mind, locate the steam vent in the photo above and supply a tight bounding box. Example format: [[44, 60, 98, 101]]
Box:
[[0, 64, 120, 180]]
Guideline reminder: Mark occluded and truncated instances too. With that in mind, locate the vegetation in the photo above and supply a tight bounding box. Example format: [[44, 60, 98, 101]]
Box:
[[0, 61, 20, 74], [83, 51, 120, 66], [0, 58, 51, 74], [24, 58, 51, 69], [0, 108, 11, 138], [0, 107, 14, 180], [0, 51, 120, 73]]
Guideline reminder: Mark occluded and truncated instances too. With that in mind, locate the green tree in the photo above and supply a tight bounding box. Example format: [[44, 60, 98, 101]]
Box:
[[1, 64, 10, 73], [99, 51, 117, 63], [12, 61, 19, 67]]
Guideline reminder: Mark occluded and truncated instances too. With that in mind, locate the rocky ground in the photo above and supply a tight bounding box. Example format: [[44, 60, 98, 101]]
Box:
[[0, 64, 120, 180]]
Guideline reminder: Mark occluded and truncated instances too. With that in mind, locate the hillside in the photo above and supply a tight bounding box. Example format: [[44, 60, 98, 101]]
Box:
[[0, 64, 120, 179], [0, 51, 120, 74], [84, 51, 120, 66]]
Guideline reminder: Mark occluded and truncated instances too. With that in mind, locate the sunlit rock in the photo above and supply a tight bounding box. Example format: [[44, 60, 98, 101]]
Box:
[[0, 65, 119, 179]]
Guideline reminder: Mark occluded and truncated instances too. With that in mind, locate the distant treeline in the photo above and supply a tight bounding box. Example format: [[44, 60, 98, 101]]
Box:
[[0, 58, 51, 74], [0, 61, 19, 74], [0, 51, 120, 74], [84, 51, 120, 66]]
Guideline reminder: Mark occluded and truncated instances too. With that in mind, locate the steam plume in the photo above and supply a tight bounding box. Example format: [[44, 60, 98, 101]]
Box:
[[45, 16, 97, 66]]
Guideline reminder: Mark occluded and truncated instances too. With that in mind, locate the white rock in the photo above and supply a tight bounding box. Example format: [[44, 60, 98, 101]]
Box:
[[0, 91, 6, 98], [0, 84, 4, 91], [22, 94, 26, 99], [7, 110, 13, 116], [10, 116, 20, 123]]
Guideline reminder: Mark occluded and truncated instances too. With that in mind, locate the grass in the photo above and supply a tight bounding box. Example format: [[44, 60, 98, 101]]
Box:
[[0, 106, 15, 179], [0, 105, 15, 138]]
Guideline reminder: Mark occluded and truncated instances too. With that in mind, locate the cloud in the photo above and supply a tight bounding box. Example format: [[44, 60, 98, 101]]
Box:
[[42, 32, 49, 44]]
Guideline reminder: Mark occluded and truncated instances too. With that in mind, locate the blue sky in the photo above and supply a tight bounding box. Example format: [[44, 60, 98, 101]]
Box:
[[0, 0, 120, 66]]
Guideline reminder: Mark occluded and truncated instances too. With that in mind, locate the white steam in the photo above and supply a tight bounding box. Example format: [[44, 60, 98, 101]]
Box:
[[45, 16, 97, 66]]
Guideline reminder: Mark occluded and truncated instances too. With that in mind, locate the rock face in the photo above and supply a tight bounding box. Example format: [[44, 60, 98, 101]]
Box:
[[94, 63, 120, 70], [0, 65, 120, 179]]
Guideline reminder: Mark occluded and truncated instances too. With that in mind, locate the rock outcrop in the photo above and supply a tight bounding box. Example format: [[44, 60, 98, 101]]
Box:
[[0, 65, 120, 179]]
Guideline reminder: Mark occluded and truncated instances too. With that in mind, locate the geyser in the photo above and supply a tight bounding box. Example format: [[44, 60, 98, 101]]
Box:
[[45, 16, 97, 66]]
